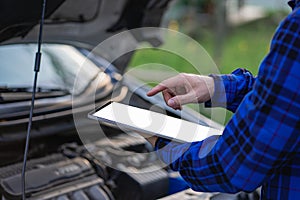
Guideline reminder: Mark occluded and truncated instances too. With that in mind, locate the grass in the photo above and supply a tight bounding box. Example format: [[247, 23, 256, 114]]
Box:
[[127, 14, 282, 125]]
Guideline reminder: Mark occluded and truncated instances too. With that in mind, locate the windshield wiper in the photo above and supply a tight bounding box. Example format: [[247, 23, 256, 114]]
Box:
[[0, 86, 69, 93], [0, 86, 70, 103]]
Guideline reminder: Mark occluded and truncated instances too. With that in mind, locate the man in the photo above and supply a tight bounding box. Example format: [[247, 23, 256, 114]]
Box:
[[146, 1, 300, 199]]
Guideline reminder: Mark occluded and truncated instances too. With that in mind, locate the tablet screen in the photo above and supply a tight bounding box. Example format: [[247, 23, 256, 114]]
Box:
[[91, 102, 222, 143]]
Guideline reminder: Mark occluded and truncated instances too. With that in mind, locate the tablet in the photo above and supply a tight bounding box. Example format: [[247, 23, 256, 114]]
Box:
[[88, 102, 222, 143]]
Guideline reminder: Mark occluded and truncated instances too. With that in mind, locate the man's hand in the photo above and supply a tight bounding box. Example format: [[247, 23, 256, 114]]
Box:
[[147, 73, 215, 110], [146, 136, 158, 147]]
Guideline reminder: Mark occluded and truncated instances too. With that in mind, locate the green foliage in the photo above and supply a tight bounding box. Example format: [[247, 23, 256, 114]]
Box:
[[128, 14, 280, 125]]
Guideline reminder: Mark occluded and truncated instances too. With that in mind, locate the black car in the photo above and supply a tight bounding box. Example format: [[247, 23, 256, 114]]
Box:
[[0, 0, 259, 200]]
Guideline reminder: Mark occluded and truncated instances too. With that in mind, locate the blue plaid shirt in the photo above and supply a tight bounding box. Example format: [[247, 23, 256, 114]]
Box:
[[155, 1, 300, 199]]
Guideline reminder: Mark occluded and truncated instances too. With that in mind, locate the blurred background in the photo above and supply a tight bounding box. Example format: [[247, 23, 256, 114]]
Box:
[[128, 0, 290, 125]]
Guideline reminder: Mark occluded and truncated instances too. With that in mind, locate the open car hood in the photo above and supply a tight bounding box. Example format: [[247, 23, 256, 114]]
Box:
[[0, 0, 171, 68], [0, 0, 171, 44]]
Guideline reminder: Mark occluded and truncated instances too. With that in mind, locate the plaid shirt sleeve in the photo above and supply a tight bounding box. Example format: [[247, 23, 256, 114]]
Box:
[[155, 10, 300, 197], [205, 68, 256, 113]]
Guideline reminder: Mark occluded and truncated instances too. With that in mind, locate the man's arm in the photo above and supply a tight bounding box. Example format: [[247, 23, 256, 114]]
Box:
[[155, 13, 300, 193], [205, 68, 256, 113]]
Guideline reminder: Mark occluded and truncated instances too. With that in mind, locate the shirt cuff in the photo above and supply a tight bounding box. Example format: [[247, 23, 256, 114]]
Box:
[[205, 74, 227, 108]]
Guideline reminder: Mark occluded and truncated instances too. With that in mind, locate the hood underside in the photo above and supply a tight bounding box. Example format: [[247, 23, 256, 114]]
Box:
[[0, 0, 171, 46]]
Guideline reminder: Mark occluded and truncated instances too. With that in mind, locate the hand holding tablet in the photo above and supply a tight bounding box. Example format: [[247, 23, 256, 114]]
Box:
[[88, 102, 222, 143]]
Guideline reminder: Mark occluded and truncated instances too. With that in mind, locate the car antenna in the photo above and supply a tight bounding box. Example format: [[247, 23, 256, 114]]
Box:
[[21, 0, 47, 199]]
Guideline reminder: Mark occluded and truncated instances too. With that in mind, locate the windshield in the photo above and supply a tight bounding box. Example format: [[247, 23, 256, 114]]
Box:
[[0, 44, 102, 95]]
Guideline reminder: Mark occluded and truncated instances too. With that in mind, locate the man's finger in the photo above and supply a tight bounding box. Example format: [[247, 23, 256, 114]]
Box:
[[147, 75, 182, 96], [162, 89, 174, 104], [167, 98, 182, 110], [170, 93, 197, 108], [147, 84, 167, 96]]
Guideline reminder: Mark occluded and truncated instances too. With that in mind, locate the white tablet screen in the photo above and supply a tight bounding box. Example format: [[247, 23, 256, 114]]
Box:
[[92, 102, 222, 143]]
